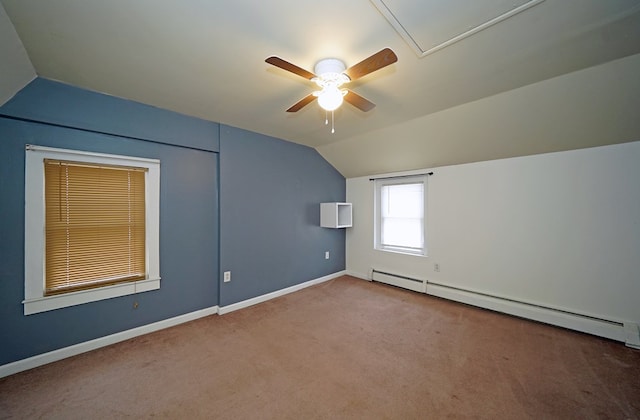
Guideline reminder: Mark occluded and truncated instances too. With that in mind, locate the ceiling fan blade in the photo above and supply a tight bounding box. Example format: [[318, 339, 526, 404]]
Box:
[[266, 56, 316, 80], [344, 90, 376, 112], [344, 48, 398, 82], [287, 94, 317, 112]]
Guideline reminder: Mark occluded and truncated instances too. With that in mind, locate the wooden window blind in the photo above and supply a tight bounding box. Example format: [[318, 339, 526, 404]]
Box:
[[44, 159, 147, 295]]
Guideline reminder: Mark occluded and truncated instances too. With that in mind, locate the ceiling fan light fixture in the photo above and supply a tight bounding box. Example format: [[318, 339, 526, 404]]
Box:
[[317, 87, 346, 111]]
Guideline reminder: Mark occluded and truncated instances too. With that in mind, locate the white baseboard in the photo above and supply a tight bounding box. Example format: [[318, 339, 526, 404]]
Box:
[[219, 270, 346, 315], [0, 305, 219, 379], [5, 270, 635, 379]]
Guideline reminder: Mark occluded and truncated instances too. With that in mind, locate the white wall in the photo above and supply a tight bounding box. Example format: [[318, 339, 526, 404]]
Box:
[[347, 142, 640, 327], [0, 3, 35, 106]]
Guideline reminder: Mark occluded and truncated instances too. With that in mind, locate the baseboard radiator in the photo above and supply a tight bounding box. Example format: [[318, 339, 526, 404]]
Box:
[[370, 269, 640, 349], [371, 269, 426, 293]]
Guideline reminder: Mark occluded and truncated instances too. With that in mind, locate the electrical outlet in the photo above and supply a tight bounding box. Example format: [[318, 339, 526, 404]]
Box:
[[434, 263, 440, 272], [223, 271, 231, 282], [325, 251, 330, 260]]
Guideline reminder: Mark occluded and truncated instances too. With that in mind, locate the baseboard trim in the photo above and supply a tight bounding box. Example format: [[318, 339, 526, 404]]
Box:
[[219, 270, 346, 315], [0, 305, 219, 379]]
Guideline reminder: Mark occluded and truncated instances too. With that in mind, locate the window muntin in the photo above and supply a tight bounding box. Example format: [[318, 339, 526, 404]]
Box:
[[375, 176, 427, 256], [24, 145, 160, 315]]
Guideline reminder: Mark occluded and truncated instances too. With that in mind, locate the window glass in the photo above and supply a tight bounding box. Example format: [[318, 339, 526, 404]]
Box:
[[375, 176, 427, 255]]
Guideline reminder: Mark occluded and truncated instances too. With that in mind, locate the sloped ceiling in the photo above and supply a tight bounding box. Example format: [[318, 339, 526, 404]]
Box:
[[1, 0, 640, 177], [0, 3, 35, 105]]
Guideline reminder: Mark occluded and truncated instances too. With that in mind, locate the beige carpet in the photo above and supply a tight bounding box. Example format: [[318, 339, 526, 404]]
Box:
[[1, 275, 639, 419]]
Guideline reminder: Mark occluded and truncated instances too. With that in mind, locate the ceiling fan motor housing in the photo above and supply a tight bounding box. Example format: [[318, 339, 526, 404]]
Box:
[[314, 58, 350, 87]]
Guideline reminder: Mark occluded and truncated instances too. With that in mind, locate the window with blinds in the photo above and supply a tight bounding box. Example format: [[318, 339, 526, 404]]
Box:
[[44, 159, 147, 295], [24, 145, 160, 315]]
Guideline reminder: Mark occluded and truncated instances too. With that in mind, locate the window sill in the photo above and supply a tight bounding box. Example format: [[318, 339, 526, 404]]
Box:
[[23, 278, 161, 315], [376, 247, 427, 257]]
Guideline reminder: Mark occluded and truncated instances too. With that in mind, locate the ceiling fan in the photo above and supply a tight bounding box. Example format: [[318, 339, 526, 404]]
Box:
[[265, 48, 398, 130]]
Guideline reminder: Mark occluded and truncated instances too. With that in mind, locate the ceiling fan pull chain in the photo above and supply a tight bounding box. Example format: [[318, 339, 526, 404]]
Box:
[[331, 111, 335, 134], [325, 110, 329, 125]]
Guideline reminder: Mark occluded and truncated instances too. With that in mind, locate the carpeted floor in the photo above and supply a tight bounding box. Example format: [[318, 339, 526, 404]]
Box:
[[1, 275, 639, 419]]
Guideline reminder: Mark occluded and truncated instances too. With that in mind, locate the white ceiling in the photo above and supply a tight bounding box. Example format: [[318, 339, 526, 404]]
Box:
[[1, 0, 640, 177], [370, 0, 546, 56]]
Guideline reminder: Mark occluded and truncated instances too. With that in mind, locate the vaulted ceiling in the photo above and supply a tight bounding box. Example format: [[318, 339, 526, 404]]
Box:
[[2, 0, 640, 177]]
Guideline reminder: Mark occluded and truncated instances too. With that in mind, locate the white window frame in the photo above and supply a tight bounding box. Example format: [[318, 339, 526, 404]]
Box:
[[374, 175, 428, 256], [24, 145, 161, 315]]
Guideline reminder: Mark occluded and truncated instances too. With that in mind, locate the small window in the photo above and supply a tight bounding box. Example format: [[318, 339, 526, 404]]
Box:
[[24, 145, 160, 315], [375, 175, 427, 256]]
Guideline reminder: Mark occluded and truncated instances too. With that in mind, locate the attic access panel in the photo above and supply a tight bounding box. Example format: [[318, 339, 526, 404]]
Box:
[[371, 0, 545, 57]]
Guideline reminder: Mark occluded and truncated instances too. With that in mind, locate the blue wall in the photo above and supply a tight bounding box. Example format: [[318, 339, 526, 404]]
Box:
[[0, 78, 219, 152], [0, 79, 220, 365], [0, 79, 347, 366], [219, 125, 345, 306]]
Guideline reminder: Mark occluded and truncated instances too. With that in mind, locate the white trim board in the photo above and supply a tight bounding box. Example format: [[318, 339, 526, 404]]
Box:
[[0, 306, 219, 379], [370, 0, 545, 58], [219, 270, 346, 315]]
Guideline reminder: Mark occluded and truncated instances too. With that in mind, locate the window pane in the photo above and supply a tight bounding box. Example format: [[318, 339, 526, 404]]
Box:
[[382, 218, 424, 248], [382, 183, 423, 218], [379, 181, 425, 252]]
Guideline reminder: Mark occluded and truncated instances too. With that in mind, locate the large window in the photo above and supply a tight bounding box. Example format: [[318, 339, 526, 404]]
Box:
[[375, 175, 427, 256], [24, 145, 160, 315]]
